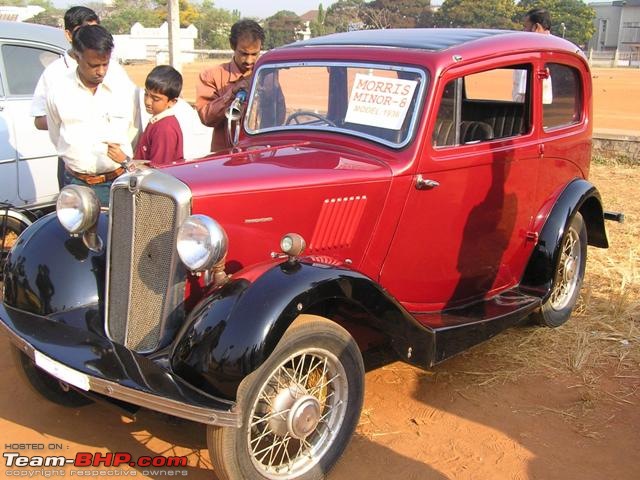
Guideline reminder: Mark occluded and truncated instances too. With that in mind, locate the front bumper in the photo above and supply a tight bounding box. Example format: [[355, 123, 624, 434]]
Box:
[[0, 302, 239, 427]]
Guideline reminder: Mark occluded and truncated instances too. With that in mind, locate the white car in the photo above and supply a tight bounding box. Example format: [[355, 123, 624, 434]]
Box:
[[0, 21, 213, 263], [1, 21, 67, 258], [0, 22, 69, 225]]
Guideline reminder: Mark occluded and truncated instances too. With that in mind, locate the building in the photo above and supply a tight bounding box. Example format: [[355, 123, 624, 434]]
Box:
[[112, 22, 199, 64], [589, 1, 640, 53], [297, 10, 318, 41], [0, 5, 45, 22]]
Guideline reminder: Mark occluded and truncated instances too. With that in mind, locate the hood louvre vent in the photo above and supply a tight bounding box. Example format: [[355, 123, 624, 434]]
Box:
[[309, 196, 367, 251]]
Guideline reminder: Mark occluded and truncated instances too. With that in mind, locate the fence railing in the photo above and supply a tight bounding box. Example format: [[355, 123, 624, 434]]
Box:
[[588, 49, 640, 68]]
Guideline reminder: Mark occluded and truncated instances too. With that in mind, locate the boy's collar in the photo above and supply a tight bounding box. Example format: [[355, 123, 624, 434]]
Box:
[[149, 104, 177, 124]]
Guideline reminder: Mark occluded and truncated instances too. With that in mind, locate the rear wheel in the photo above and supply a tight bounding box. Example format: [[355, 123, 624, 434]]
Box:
[[11, 345, 93, 407], [533, 212, 587, 327], [207, 315, 364, 480]]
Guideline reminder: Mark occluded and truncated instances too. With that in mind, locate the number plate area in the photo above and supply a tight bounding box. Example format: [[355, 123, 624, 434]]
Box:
[[34, 351, 90, 391]]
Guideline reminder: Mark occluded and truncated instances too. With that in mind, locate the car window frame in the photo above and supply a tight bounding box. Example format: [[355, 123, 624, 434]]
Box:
[[0, 39, 65, 99], [244, 61, 429, 150]]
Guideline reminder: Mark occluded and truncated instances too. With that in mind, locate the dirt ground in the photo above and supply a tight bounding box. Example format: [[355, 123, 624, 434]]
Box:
[[1, 67, 639, 479]]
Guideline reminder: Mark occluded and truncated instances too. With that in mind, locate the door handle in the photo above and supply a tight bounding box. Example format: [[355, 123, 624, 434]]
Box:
[[415, 175, 439, 190]]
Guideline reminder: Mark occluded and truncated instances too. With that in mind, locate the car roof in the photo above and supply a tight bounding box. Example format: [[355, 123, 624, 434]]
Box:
[[289, 28, 510, 52], [0, 21, 68, 50], [270, 28, 586, 72]]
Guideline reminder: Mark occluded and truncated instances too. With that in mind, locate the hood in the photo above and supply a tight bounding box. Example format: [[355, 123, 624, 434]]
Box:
[[164, 141, 392, 198]]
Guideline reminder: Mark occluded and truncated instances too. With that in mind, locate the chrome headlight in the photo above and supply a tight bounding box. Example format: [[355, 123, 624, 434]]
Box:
[[177, 215, 228, 272], [56, 185, 100, 234]]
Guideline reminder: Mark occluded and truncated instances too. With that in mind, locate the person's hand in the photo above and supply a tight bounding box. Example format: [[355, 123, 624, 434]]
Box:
[[106, 143, 127, 163], [232, 76, 251, 95]]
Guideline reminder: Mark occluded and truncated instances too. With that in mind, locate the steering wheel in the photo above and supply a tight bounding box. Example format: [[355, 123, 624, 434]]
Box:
[[285, 110, 336, 127]]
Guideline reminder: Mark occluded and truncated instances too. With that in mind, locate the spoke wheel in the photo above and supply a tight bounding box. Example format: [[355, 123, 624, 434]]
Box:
[[208, 315, 364, 480], [533, 212, 587, 328]]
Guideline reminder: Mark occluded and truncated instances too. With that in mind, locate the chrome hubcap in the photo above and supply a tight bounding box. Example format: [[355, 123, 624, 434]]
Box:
[[287, 395, 322, 439]]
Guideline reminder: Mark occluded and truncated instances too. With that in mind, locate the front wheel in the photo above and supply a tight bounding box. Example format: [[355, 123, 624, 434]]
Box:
[[533, 212, 587, 327], [207, 315, 364, 480]]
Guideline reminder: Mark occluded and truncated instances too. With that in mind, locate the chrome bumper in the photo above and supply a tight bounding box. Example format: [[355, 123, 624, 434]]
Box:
[[0, 302, 240, 427]]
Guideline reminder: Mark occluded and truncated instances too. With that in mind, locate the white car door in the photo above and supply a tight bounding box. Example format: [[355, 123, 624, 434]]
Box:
[[0, 42, 61, 208], [0, 73, 19, 207]]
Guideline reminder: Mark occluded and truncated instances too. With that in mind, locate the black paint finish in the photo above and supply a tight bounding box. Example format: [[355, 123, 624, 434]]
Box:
[[521, 179, 607, 298], [2, 212, 107, 318]]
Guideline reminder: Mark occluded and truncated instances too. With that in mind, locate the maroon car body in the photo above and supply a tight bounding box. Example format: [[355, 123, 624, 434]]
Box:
[[1, 29, 609, 479]]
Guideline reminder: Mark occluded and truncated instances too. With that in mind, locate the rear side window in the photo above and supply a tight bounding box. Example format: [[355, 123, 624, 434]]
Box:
[[1, 44, 59, 95], [543, 63, 582, 130], [432, 66, 530, 148]]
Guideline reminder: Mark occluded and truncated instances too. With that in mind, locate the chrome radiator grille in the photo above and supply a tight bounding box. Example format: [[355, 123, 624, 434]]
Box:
[[106, 170, 191, 353]]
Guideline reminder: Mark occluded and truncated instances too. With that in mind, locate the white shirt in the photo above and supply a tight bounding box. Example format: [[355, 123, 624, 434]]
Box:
[[46, 65, 139, 175], [31, 51, 131, 118]]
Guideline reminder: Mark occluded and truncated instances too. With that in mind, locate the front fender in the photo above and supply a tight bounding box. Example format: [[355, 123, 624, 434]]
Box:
[[521, 178, 607, 298], [3, 212, 107, 319], [171, 260, 431, 400]]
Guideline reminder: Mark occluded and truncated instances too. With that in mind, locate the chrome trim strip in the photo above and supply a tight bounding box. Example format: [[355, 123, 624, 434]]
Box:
[[245, 61, 429, 150], [1, 320, 240, 428]]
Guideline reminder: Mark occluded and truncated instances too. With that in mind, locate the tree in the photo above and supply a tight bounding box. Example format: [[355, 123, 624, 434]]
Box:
[[436, 0, 518, 29], [310, 4, 327, 38], [154, 0, 199, 27], [362, 0, 431, 29], [191, 0, 240, 49], [516, 0, 595, 47], [263, 10, 302, 49], [325, 0, 365, 33], [101, 0, 162, 34]]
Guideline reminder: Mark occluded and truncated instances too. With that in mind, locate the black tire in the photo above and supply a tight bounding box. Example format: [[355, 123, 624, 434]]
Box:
[[11, 345, 93, 407], [533, 212, 587, 328], [207, 315, 364, 480]]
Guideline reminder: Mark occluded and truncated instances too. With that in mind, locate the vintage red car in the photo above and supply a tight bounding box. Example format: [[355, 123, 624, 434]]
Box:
[[1, 29, 614, 479]]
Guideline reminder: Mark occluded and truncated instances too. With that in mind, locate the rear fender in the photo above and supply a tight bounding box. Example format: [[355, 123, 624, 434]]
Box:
[[171, 260, 431, 400], [521, 179, 607, 299]]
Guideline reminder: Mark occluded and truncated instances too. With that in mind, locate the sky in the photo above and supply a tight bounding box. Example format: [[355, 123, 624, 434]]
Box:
[[50, 1, 445, 20]]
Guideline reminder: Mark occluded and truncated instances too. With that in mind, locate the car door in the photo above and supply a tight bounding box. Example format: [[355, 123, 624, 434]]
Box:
[[0, 41, 62, 207], [380, 58, 542, 312], [0, 70, 19, 207]]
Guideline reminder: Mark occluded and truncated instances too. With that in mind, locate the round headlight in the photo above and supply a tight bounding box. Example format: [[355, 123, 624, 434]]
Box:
[[56, 185, 100, 234], [177, 215, 228, 272]]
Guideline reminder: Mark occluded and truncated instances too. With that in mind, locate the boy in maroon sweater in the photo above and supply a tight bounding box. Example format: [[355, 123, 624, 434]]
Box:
[[135, 65, 184, 166]]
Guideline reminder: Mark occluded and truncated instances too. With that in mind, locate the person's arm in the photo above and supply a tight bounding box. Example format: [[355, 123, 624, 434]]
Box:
[[31, 73, 49, 130], [195, 69, 249, 128], [44, 88, 61, 148]]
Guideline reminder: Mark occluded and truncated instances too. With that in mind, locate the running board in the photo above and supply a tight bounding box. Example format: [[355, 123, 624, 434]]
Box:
[[409, 291, 541, 366]]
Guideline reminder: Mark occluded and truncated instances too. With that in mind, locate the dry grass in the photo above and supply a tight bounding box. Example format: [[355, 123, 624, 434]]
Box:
[[423, 164, 640, 428]]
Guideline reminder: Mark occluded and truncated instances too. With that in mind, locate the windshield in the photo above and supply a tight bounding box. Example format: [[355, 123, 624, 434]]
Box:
[[245, 62, 427, 148]]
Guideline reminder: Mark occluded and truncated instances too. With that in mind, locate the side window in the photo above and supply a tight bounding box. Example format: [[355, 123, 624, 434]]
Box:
[[433, 66, 530, 148], [543, 63, 582, 130], [1, 44, 59, 96]]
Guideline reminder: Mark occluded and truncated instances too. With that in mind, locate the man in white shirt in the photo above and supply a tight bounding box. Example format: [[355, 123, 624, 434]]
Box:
[[46, 24, 139, 206]]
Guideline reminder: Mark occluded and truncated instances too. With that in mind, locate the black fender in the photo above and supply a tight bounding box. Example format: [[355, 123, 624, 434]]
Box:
[[521, 178, 607, 299], [2, 212, 107, 325], [171, 260, 432, 400]]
